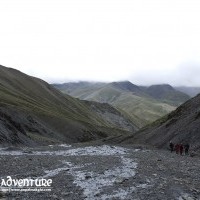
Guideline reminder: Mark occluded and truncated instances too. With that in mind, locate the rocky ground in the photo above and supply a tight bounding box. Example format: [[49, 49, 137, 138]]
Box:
[[0, 144, 199, 200]]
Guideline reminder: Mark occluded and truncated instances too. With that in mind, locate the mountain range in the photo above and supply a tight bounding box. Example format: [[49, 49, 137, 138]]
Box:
[[1, 65, 199, 153], [54, 81, 190, 128], [0, 65, 138, 145]]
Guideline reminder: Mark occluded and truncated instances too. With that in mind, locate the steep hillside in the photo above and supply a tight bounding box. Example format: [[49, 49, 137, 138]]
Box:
[[54, 81, 188, 127], [82, 100, 138, 132], [118, 94, 200, 153], [0, 65, 137, 145], [112, 93, 175, 127]]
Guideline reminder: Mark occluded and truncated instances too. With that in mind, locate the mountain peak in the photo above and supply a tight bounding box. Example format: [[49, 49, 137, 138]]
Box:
[[148, 84, 174, 91], [146, 84, 190, 103], [109, 81, 142, 93]]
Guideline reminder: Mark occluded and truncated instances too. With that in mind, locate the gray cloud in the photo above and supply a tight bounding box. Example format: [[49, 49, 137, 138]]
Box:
[[129, 63, 200, 87]]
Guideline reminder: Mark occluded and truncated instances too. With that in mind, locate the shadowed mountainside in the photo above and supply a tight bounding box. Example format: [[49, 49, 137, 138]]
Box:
[[111, 94, 200, 153], [145, 84, 189, 106], [0, 65, 137, 146]]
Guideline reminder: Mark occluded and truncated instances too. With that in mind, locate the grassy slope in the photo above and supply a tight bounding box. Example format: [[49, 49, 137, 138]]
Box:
[[55, 82, 177, 128], [54, 82, 106, 100], [113, 93, 175, 126], [0, 66, 132, 145], [145, 84, 190, 106], [0, 67, 100, 125]]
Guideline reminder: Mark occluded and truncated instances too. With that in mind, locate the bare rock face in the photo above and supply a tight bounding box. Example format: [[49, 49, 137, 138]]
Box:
[[82, 100, 138, 132]]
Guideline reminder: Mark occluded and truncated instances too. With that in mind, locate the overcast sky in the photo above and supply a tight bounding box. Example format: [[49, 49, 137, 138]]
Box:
[[0, 0, 200, 86]]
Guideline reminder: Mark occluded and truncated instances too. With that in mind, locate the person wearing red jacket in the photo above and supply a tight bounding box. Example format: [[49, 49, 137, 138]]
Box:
[[179, 144, 184, 155], [175, 143, 180, 154]]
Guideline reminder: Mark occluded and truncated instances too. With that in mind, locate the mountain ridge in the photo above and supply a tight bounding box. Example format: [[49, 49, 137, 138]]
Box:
[[0, 65, 138, 145], [54, 81, 190, 127]]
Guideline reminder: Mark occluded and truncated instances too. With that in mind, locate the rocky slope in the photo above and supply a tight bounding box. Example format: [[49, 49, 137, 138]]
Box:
[[115, 94, 200, 153], [82, 100, 138, 132], [0, 65, 137, 146]]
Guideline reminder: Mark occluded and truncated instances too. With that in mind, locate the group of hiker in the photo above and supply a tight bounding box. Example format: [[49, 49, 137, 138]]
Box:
[[169, 141, 190, 155]]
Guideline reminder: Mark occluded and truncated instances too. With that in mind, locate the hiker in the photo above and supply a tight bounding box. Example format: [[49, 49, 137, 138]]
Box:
[[184, 144, 190, 155], [175, 143, 180, 154], [179, 144, 184, 155], [169, 141, 174, 152]]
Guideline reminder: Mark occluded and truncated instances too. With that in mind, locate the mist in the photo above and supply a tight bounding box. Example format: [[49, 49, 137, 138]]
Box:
[[0, 0, 200, 87]]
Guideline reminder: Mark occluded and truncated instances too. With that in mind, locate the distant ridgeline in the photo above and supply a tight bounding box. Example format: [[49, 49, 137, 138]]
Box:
[[54, 81, 190, 128]]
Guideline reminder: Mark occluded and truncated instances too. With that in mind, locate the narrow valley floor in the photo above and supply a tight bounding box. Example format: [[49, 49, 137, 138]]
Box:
[[0, 144, 199, 200]]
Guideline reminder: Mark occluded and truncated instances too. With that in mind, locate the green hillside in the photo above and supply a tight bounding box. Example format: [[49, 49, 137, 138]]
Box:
[[54, 81, 189, 128], [0, 66, 137, 145], [145, 84, 190, 106]]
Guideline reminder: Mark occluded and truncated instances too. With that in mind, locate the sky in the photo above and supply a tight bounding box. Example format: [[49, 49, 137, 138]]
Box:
[[0, 0, 200, 86]]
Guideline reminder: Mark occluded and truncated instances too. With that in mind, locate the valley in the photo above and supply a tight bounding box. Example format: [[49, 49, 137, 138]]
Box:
[[54, 81, 190, 128], [1, 0, 200, 199], [0, 65, 138, 146], [0, 144, 199, 199], [0, 65, 200, 200]]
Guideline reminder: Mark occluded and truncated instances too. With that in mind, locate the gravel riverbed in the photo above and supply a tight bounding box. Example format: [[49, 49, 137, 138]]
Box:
[[0, 144, 199, 200]]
